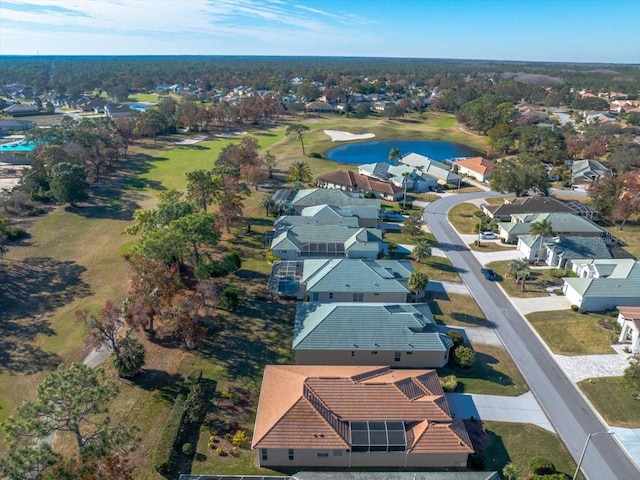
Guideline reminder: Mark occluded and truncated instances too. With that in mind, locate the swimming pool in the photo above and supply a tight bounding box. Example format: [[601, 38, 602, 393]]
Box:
[[0, 141, 35, 152], [128, 103, 150, 112]]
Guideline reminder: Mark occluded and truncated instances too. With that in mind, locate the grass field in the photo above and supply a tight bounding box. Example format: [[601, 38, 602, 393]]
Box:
[[605, 221, 640, 259], [429, 292, 489, 327], [468, 241, 516, 252], [578, 377, 640, 427], [414, 256, 462, 282], [526, 310, 616, 355], [482, 421, 579, 479], [447, 202, 483, 234]]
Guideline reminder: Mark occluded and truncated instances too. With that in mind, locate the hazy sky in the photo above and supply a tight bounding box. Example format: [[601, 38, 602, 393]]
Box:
[[1, 0, 639, 63]]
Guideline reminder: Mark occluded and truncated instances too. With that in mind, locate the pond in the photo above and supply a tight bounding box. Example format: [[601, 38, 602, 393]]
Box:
[[324, 139, 479, 165]]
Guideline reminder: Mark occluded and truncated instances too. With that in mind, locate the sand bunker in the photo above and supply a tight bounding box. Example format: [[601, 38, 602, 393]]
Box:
[[175, 135, 210, 145], [324, 130, 375, 142]]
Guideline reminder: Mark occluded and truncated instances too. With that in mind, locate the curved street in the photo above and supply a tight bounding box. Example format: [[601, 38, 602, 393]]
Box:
[[423, 192, 640, 480]]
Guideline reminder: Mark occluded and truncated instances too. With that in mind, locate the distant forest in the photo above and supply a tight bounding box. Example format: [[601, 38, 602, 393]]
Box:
[[1, 56, 639, 96]]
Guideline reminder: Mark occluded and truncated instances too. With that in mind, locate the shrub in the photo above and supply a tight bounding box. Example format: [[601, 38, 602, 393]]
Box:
[[266, 250, 281, 263], [232, 430, 247, 448], [454, 345, 476, 368], [184, 381, 206, 425], [527, 455, 556, 475], [215, 447, 224, 456], [207, 436, 216, 450], [182, 443, 194, 456], [447, 330, 464, 347], [151, 394, 187, 474], [219, 286, 240, 311], [113, 336, 145, 378], [364, 191, 376, 199], [440, 374, 458, 392], [467, 454, 485, 470], [571, 304, 579, 312], [530, 474, 569, 480], [308, 152, 322, 158]]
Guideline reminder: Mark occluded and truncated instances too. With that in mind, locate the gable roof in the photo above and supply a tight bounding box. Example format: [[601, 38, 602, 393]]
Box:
[[252, 365, 472, 454], [455, 156, 496, 175], [291, 188, 381, 210], [564, 259, 640, 298], [542, 235, 612, 261], [400, 153, 459, 183], [484, 196, 575, 218], [302, 259, 413, 293], [271, 225, 383, 255], [317, 170, 402, 196], [571, 159, 610, 182], [293, 302, 452, 352], [500, 213, 603, 236]]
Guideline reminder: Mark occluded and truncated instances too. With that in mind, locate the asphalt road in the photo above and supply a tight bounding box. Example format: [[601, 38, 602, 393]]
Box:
[[424, 192, 639, 480]]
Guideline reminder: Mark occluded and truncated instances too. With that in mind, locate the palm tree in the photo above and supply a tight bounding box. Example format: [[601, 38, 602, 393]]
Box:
[[288, 161, 313, 184], [388, 147, 402, 165], [408, 271, 429, 301], [401, 171, 410, 208], [259, 196, 276, 216], [411, 239, 432, 263], [508, 258, 529, 283], [529, 218, 554, 264], [502, 462, 520, 480]]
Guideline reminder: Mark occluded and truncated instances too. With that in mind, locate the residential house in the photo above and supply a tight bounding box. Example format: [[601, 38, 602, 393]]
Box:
[[585, 113, 616, 124], [301, 259, 413, 302], [252, 365, 473, 468], [289, 189, 381, 213], [359, 163, 438, 192], [316, 170, 403, 201], [454, 157, 495, 183], [179, 472, 500, 480], [525, 235, 613, 268], [276, 204, 380, 229], [305, 101, 334, 113], [0, 119, 34, 131], [563, 259, 640, 311], [617, 307, 640, 354], [2, 103, 39, 117], [481, 196, 576, 221], [104, 103, 134, 118], [399, 153, 460, 186], [498, 212, 605, 244], [80, 98, 108, 113], [293, 303, 453, 367], [270, 225, 384, 260], [571, 159, 611, 186]]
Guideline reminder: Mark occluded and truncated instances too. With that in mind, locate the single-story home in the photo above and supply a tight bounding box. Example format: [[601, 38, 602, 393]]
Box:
[[301, 259, 413, 302], [454, 156, 495, 183], [179, 471, 500, 480], [571, 159, 611, 186], [104, 103, 134, 118], [0, 119, 34, 131], [359, 163, 438, 192], [498, 212, 604, 244], [252, 365, 473, 468], [293, 303, 453, 367], [2, 103, 39, 117], [270, 225, 384, 260], [316, 170, 403, 201], [289, 189, 380, 213], [563, 259, 640, 312], [517, 234, 612, 265], [481, 196, 576, 221], [305, 100, 334, 112], [617, 306, 640, 354], [399, 152, 460, 185]]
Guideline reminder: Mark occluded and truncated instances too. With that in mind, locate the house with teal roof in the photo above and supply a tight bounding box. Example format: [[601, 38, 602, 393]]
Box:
[[563, 259, 640, 311], [289, 188, 380, 213], [301, 259, 413, 303], [293, 303, 453, 367], [399, 152, 460, 185], [358, 162, 438, 192], [274, 204, 380, 230], [499, 212, 604, 245]]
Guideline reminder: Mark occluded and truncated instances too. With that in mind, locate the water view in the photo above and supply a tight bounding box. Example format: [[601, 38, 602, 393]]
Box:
[[325, 139, 479, 165]]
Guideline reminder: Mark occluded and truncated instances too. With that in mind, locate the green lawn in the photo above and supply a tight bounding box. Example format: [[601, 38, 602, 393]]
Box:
[[438, 344, 527, 396], [526, 310, 616, 355], [482, 196, 511, 205], [485, 260, 560, 298], [431, 116, 457, 129], [447, 202, 483, 234], [605, 221, 640, 259], [429, 292, 489, 327], [578, 377, 640, 427], [414, 256, 462, 282], [482, 421, 579, 479], [468, 241, 516, 253]]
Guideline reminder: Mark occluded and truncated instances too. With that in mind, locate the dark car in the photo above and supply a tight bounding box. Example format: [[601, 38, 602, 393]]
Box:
[[481, 268, 496, 280]]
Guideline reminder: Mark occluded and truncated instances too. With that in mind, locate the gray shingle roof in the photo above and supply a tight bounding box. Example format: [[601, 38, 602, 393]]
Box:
[[400, 153, 460, 183], [291, 188, 381, 209], [544, 236, 612, 261], [293, 303, 452, 352], [500, 213, 603, 236], [564, 259, 640, 297]]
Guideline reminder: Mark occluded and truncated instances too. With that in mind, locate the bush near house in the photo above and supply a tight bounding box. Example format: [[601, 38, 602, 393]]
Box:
[[454, 345, 477, 368], [151, 394, 187, 474]]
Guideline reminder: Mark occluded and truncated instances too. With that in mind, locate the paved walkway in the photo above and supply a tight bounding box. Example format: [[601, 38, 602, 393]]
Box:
[[554, 344, 636, 383], [509, 295, 572, 315], [438, 324, 504, 348], [429, 280, 472, 296], [446, 392, 555, 432]]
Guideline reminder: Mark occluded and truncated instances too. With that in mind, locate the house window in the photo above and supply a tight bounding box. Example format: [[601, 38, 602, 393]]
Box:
[[317, 451, 329, 458], [394, 351, 401, 362], [353, 293, 364, 302], [351, 351, 355, 357], [329, 292, 333, 299], [261, 449, 268, 461], [406, 351, 413, 355], [312, 293, 319, 302], [288, 449, 294, 461]]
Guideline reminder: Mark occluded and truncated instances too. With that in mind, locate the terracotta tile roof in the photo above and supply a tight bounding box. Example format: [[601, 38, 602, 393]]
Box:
[[407, 419, 474, 453], [253, 365, 466, 452], [317, 170, 359, 188], [317, 170, 402, 196], [618, 306, 640, 321], [455, 156, 496, 175]]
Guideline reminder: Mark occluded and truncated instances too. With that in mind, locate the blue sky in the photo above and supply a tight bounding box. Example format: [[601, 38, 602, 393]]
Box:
[[1, 0, 639, 63]]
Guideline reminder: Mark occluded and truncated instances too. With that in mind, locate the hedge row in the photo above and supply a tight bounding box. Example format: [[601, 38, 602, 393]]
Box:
[[151, 393, 188, 474]]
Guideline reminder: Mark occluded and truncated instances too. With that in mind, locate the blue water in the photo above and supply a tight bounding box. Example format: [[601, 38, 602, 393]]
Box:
[[0, 141, 35, 152], [325, 139, 479, 165], [128, 104, 149, 111]]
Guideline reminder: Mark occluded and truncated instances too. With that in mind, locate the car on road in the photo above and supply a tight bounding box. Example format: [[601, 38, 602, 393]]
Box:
[[480, 231, 498, 240], [481, 268, 496, 280]]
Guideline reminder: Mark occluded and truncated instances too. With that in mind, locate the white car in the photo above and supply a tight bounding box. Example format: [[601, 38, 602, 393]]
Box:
[[480, 231, 497, 240]]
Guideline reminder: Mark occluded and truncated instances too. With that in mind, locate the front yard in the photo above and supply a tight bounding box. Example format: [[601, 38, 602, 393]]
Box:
[[526, 310, 616, 355], [447, 202, 483, 234], [578, 377, 640, 427], [485, 260, 562, 298]]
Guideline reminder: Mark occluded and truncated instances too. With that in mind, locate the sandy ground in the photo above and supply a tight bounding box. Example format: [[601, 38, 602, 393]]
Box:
[[175, 135, 210, 145], [324, 129, 375, 142]]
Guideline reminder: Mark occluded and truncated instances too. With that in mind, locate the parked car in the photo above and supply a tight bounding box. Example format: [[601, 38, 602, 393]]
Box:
[[380, 211, 405, 222], [481, 268, 496, 280], [480, 231, 498, 240]]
